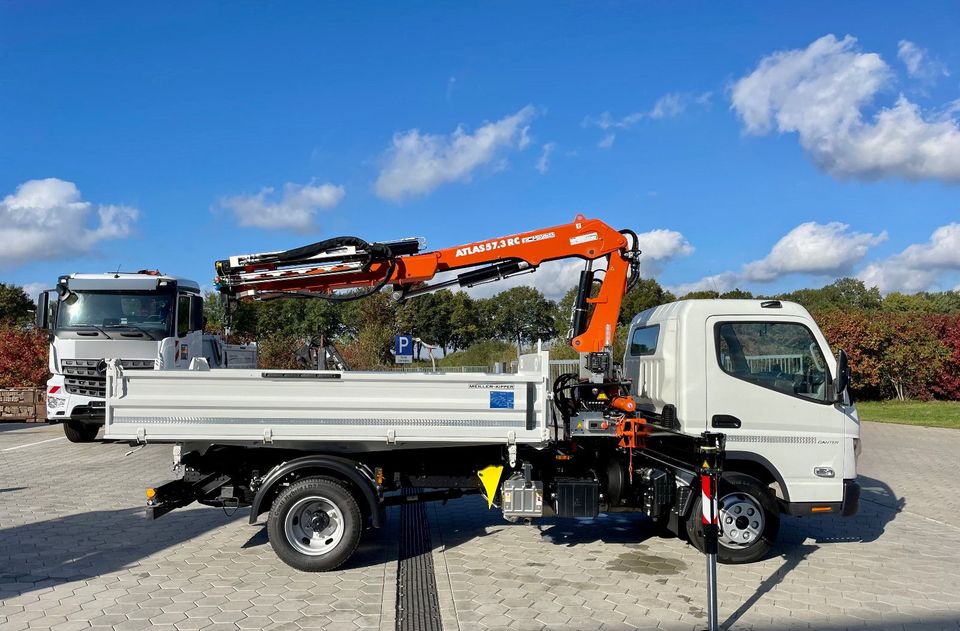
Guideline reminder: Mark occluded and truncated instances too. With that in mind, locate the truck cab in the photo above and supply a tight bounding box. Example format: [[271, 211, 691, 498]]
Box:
[[36, 271, 254, 442], [623, 299, 860, 560]]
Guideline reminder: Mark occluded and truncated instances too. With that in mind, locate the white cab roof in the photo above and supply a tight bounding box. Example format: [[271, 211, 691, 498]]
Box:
[[62, 273, 200, 293], [629, 299, 813, 328]]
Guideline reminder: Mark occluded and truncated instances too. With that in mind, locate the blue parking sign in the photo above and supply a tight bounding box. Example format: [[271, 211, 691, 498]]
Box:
[[395, 335, 413, 364]]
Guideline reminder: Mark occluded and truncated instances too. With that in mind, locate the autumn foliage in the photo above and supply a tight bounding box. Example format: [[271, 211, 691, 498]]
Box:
[[0, 324, 49, 389], [815, 310, 958, 401], [928, 314, 960, 400]]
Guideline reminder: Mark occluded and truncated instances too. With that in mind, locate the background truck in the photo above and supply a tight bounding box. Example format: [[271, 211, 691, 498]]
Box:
[[35, 271, 255, 443], [100, 216, 859, 570]]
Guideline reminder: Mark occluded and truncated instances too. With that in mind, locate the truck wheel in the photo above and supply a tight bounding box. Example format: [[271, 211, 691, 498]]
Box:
[[686, 472, 779, 564], [63, 421, 99, 443], [267, 477, 362, 572]]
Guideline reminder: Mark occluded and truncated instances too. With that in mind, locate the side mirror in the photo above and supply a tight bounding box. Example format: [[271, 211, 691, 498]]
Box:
[[190, 295, 204, 333], [835, 350, 850, 401], [35, 291, 50, 330]]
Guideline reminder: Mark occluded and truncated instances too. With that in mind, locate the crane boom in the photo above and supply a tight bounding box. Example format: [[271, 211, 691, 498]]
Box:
[[215, 214, 640, 355]]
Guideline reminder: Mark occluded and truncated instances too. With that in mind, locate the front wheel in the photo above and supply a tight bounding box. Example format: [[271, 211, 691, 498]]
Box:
[[267, 477, 362, 572], [63, 421, 99, 443], [686, 472, 780, 564]]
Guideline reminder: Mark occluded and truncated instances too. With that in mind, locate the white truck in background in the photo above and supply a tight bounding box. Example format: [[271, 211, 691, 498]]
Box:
[[35, 271, 255, 443]]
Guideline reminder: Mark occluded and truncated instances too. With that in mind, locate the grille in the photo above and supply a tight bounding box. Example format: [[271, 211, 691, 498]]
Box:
[[62, 358, 155, 397]]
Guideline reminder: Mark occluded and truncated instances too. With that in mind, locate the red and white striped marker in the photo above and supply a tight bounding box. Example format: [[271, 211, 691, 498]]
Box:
[[701, 471, 718, 525], [702, 466, 720, 631]]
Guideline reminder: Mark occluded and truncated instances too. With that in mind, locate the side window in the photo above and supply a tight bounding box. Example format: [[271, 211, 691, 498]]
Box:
[[716, 321, 830, 402], [629, 324, 660, 356], [177, 295, 191, 337]]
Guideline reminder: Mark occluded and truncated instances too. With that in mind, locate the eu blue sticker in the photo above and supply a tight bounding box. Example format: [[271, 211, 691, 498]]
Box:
[[490, 391, 515, 409]]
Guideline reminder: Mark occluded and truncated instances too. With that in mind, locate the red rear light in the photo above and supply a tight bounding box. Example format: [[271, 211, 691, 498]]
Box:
[[48, 386, 61, 394]]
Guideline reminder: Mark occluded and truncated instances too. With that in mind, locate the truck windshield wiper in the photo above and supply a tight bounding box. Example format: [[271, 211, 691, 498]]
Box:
[[71, 324, 110, 337], [104, 324, 157, 339]]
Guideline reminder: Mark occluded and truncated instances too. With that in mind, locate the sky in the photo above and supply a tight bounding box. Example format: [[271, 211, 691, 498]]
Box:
[[2, 2, 959, 301]]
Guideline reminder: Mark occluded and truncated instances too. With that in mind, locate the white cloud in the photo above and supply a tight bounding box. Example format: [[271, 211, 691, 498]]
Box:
[[20, 282, 47, 302], [897, 40, 949, 82], [375, 106, 536, 202], [635, 229, 695, 276], [858, 222, 960, 292], [536, 143, 556, 174], [585, 91, 710, 147], [673, 221, 886, 294], [584, 111, 645, 131], [218, 181, 345, 231], [635, 229, 695, 260], [649, 94, 683, 120], [743, 222, 886, 281], [0, 178, 138, 270], [464, 228, 694, 300], [732, 34, 960, 182]]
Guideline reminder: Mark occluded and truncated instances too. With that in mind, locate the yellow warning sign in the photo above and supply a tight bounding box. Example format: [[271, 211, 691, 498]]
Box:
[[477, 465, 504, 509]]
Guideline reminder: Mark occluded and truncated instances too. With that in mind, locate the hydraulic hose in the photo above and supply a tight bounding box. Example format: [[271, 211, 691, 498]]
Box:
[[276, 236, 396, 302]]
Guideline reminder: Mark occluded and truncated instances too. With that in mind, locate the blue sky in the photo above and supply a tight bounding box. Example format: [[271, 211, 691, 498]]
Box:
[[2, 2, 959, 300]]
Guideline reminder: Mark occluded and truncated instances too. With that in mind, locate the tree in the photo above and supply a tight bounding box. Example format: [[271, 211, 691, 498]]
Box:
[[780, 278, 882, 312], [396, 290, 457, 354], [488, 287, 558, 353], [0, 323, 48, 388], [719, 288, 754, 299], [928, 314, 960, 400], [203, 291, 226, 332], [884, 291, 960, 314], [0, 283, 35, 325], [680, 290, 720, 300], [620, 278, 677, 324], [447, 291, 480, 352], [339, 291, 398, 367], [817, 310, 948, 400], [877, 313, 948, 400]]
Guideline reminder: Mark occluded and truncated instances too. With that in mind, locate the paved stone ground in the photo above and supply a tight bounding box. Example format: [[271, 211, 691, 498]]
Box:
[[1, 421, 958, 631], [0, 425, 398, 631]]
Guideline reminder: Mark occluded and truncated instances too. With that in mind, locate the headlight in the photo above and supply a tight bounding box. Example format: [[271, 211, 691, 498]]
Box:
[[47, 396, 66, 410]]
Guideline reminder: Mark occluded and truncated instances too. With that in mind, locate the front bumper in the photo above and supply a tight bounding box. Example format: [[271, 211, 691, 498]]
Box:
[[46, 401, 105, 426], [781, 479, 860, 517]]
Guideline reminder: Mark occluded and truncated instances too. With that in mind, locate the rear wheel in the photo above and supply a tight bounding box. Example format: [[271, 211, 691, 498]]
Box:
[[63, 421, 99, 443], [686, 472, 779, 564], [267, 477, 362, 572]]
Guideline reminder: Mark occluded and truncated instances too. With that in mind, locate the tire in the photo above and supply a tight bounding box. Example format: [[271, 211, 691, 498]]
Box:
[[267, 477, 362, 572], [686, 472, 780, 564], [63, 421, 99, 443]]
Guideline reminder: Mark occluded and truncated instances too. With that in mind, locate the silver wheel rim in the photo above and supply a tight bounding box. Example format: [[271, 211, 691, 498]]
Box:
[[717, 492, 765, 548], [284, 496, 345, 556]]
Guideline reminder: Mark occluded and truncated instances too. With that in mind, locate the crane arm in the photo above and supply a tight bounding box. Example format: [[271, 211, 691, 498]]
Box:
[[214, 214, 640, 354]]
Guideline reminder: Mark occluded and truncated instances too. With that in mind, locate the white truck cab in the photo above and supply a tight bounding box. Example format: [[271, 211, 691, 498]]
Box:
[[624, 299, 860, 553], [36, 271, 255, 443]]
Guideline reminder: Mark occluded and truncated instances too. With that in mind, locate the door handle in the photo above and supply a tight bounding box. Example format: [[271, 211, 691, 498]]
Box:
[[712, 414, 741, 429]]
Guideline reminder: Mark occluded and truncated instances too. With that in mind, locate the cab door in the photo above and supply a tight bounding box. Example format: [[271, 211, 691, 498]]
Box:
[[159, 293, 203, 369], [705, 315, 844, 504]]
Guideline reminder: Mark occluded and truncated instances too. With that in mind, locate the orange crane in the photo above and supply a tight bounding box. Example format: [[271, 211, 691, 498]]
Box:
[[215, 214, 640, 356]]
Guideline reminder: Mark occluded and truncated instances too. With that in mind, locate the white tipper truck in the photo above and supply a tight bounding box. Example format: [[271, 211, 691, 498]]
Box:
[[35, 271, 255, 443], [104, 298, 860, 569]]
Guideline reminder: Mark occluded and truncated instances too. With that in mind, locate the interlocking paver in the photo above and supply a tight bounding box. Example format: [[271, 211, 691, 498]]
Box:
[[427, 421, 960, 631]]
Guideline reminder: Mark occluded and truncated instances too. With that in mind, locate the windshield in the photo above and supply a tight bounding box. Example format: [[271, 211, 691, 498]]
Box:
[[56, 291, 174, 338]]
